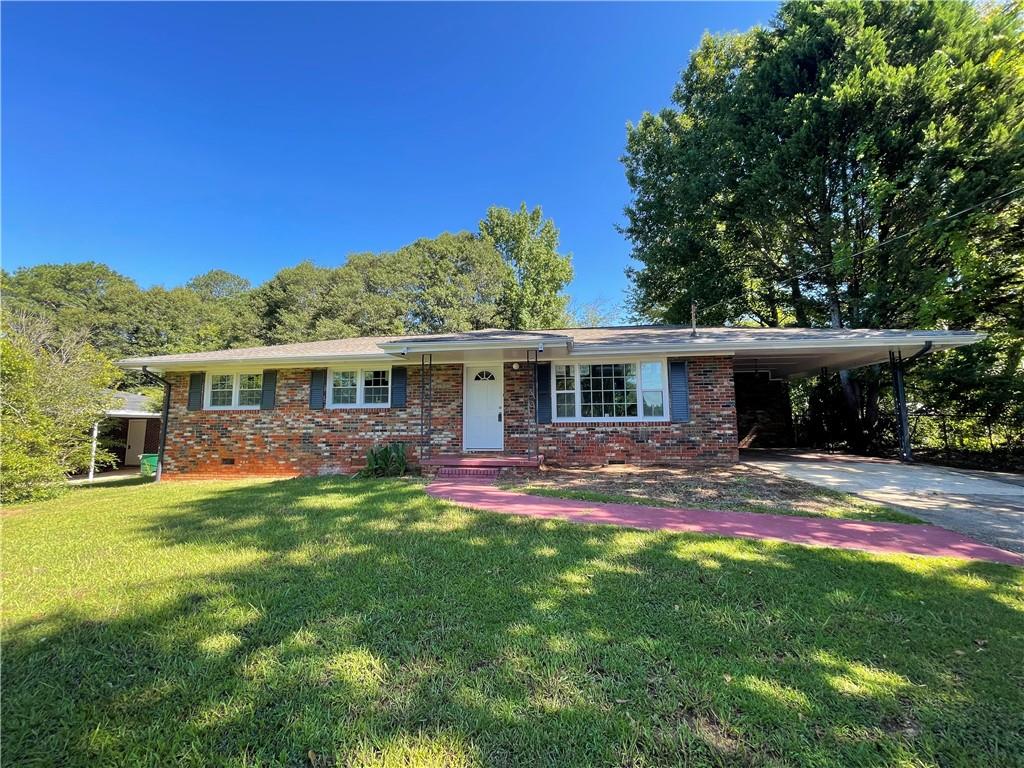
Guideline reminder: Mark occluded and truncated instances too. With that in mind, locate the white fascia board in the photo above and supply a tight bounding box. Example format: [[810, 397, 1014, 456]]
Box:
[[118, 353, 395, 372], [377, 337, 572, 354], [572, 333, 985, 357], [117, 331, 984, 371]]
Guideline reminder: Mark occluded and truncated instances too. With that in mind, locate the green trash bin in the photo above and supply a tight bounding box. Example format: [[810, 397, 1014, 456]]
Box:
[[139, 454, 158, 477]]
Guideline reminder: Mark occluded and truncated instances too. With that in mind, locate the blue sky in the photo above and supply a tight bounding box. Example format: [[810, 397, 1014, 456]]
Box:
[[2, 1, 777, 312]]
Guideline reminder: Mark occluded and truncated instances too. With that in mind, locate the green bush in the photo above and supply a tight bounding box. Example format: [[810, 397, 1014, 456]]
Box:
[[1, 313, 120, 504], [356, 442, 408, 478]]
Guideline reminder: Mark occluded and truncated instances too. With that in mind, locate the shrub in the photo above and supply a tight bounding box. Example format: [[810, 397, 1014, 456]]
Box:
[[356, 442, 408, 478], [0, 313, 120, 504]]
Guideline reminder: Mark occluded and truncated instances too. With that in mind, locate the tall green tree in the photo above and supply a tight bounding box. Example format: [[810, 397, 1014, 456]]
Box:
[[401, 232, 505, 332], [4, 204, 574, 360], [185, 269, 252, 300], [1, 313, 121, 502], [248, 232, 509, 343], [480, 204, 574, 329], [248, 261, 360, 344], [623, 0, 1024, 452], [3, 264, 261, 357], [2, 262, 146, 357]]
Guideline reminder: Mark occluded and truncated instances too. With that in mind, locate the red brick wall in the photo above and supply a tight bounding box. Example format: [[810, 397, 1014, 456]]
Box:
[[162, 356, 738, 478], [504, 357, 738, 466], [162, 365, 464, 479]]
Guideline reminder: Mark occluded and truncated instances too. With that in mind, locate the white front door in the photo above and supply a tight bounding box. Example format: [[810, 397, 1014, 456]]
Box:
[[464, 365, 504, 451], [125, 419, 147, 466]]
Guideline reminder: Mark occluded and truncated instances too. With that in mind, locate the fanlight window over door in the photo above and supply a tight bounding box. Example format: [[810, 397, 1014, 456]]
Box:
[[474, 370, 496, 381]]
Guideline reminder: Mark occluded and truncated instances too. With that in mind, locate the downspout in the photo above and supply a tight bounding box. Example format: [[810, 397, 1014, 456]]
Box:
[[903, 341, 933, 367], [141, 366, 171, 482]]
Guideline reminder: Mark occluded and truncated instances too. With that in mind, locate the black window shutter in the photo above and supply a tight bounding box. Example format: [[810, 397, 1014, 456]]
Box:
[[669, 361, 690, 423], [187, 372, 205, 411], [535, 362, 552, 424], [391, 366, 407, 407], [260, 370, 277, 410], [309, 369, 327, 410]]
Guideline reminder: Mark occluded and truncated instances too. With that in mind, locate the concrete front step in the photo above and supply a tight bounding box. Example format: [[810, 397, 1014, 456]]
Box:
[[421, 454, 544, 469], [435, 466, 501, 480]]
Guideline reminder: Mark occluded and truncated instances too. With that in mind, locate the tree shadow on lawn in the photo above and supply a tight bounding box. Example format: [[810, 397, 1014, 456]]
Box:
[[3, 477, 1023, 767], [71, 476, 156, 491]]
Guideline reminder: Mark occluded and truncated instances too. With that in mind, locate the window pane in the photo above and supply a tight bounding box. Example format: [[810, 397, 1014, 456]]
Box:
[[210, 374, 233, 406], [363, 369, 390, 404], [331, 370, 357, 405], [642, 390, 664, 417], [555, 364, 575, 392], [238, 373, 263, 406], [556, 392, 576, 418], [641, 362, 662, 390], [578, 363, 638, 418]]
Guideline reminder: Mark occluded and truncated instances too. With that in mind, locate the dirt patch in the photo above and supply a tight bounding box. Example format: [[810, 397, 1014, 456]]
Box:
[[503, 464, 910, 521]]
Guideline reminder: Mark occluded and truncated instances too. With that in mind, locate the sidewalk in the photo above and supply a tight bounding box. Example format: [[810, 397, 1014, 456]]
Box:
[[426, 479, 1023, 566]]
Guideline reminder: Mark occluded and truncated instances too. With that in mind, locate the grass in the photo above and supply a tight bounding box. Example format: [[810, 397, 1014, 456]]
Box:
[[2, 477, 1022, 767], [500, 465, 923, 524]]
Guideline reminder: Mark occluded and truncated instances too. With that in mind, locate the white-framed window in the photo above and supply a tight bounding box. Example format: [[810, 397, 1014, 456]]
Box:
[[554, 364, 576, 418], [205, 372, 263, 410], [552, 360, 669, 422], [328, 367, 391, 408], [639, 362, 665, 417]]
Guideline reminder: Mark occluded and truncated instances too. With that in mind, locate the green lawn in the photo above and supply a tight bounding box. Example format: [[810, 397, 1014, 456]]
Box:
[[3, 478, 1022, 767]]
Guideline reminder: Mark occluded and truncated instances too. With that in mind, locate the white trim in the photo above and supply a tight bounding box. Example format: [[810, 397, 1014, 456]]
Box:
[[118, 331, 986, 371], [463, 363, 505, 451], [572, 333, 985, 356], [123, 354, 397, 372], [325, 365, 392, 409], [549, 357, 672, 424], [379, 336, 571, 355], [204, 371, 262, 411]]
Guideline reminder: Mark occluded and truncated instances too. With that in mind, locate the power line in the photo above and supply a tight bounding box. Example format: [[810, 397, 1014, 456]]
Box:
[[694, 184, 1024, 319]]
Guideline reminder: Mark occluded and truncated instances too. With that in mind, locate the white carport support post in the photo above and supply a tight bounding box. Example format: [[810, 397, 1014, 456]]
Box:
[[88, 422, 99, 481]]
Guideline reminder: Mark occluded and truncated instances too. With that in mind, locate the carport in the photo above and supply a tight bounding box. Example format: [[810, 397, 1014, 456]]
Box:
[[729, 329, 983, 460], [86, 392, 162, 480]]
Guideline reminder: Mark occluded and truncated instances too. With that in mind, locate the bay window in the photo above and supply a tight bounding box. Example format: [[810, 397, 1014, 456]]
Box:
[[206, 372, 263, 409], [328, 367, 391, 408], [552, 360, 668, 421]]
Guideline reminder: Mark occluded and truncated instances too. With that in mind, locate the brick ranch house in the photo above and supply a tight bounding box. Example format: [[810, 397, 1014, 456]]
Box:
[[118, 325, 982, 479]]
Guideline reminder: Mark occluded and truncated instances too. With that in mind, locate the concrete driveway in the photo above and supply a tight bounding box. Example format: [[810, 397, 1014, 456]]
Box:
[[745, 452, 1024, 556]]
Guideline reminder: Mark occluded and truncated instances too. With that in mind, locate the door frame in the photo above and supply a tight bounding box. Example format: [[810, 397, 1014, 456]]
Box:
[[462, 363, 505, 452]]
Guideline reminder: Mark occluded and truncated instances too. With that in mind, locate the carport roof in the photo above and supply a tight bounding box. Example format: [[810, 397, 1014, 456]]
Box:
[[104, 391, 161, 419], [117, 325, 984, 377]]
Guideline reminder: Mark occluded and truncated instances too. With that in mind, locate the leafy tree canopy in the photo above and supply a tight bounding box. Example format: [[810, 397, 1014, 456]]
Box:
[[480, 203, 574, 329], [3, 209, 577, 360], [0, 312, 121, 502], [622, 0, 1024, 453]]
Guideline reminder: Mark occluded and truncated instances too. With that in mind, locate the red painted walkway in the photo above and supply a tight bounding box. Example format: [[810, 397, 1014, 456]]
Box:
[[426, 479, 1024, 566]]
